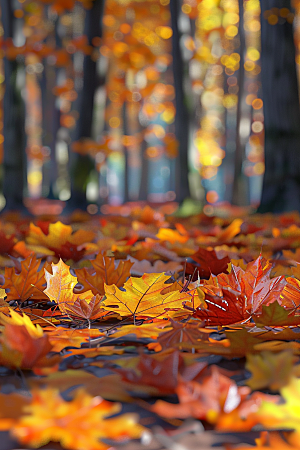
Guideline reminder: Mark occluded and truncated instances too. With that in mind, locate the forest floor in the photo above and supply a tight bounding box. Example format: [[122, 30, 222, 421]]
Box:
[[0, 201, 300, 450]]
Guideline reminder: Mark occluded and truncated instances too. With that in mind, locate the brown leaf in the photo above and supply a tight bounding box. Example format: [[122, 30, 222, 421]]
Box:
[[3, 255, 48, 302], [75, 253, 134, 295], [64, 294, 107, 321], [157, 319, 209, 350]]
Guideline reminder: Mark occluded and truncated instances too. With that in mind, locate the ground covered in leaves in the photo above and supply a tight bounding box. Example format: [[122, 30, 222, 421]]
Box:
[[2, 203, 300, 449]]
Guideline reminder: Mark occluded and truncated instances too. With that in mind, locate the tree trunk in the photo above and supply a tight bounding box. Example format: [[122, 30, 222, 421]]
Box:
[[122, 102, 130, 203], [139, 140, 149, 201], [258, 0, 300, 212], [170, 0, 190, 203], [41, 10, 60, 199], [67, 0, 105, 211], [1, 0, 27, 212], [232, 0, 249, 206]]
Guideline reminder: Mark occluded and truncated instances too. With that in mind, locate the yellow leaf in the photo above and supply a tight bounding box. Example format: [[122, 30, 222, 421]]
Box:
[[0, 308, 43, 338], [257, 377, 300, 445], [103, 273, 183, 321], [246, 351, 297, 391], [44, 259, 94, 314], [27, 221, 95, 248]]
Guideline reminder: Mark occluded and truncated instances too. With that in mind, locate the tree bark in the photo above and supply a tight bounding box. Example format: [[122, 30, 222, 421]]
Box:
[[122, 102, 130, 203], [1, 0, 27, 212], [258, 0, 300, 212], [232, 0, 249, 206], [67, 0, 105, 211], [40, 10, 60, 199], [139, 140, 149, 201], [170, 0, 190, 203]]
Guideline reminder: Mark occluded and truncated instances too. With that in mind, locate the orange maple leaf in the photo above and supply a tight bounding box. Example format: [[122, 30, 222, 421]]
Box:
[[0, 309, 55, 369], [75, 253, 133, 295], [3, 255, 48, 303], [10, 388, 145, 450]]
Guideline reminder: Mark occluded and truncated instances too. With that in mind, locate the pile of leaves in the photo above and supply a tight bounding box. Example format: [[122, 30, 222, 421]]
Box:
[[2, 205, 300, 449]]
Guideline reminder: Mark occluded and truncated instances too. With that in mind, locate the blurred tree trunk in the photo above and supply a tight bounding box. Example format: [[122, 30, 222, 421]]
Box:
[[170, 0, 190, 203], [40, 9, 60, 199], [139, 140, 149, 201], [258, 0, 300, 213], [1, 0, 27, 212], [67, 0, 105, 211], [232, 0, 249, 206], [122, 101, 130, 203]]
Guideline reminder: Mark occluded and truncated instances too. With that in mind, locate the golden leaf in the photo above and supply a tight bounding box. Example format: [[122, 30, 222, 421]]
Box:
[[44, 259, 94, 314], [102, 272, 183, 321]]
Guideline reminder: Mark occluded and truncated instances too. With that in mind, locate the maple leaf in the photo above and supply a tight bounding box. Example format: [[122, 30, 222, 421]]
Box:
[[257, 377, 300, 445], [186, 248, 230, 279], [0, 229, 16, 254], [64, 294, 107, 321], [156, 227, 189, 244], [102, 273, 183, 322], [193, 287, 246, 326], [10, 388, 145, 450], [152, 365, 271, 431], [75, 253, 133, 295], [44, 326, 103, 352], [128, 256, 183, 276], [0, 309, 55, 369], [195, 256, 287, 325], [3, 255, 48, 303], [245, 350, 300, 391], [114, 349, 206, 394], [44, 259, 94, 314], [157, 319, 210, 350], [215, 218, 243, 242], [254, 301, 300, 327], [217, 256, 286, 315], [280, 276, 300, 308], [111, 320, 170, 339], [27, 221, 95, 261]]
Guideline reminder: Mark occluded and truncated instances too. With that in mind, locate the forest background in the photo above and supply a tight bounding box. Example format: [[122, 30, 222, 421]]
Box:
[[1, 0, 298, 215], [2, 2, 300, 450]]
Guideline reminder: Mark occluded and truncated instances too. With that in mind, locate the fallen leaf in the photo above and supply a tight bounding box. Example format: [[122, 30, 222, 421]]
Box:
[[3, 255, 48, 302], [44, 259, 94, 314], [27, 221, 95, 261], [157, 319, 209, 350], [254, 301, 300, 327], [64, 294, 107, 321], [102, 272, 183, 322], [257, 377, 300, 445], [152, 365, 270, 431], [75, 253, 133, 295], [0, 309, 55, 369], [11, 387, 144, 450], [186, 248, 230, 279], [246, 350, 299, 391]]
